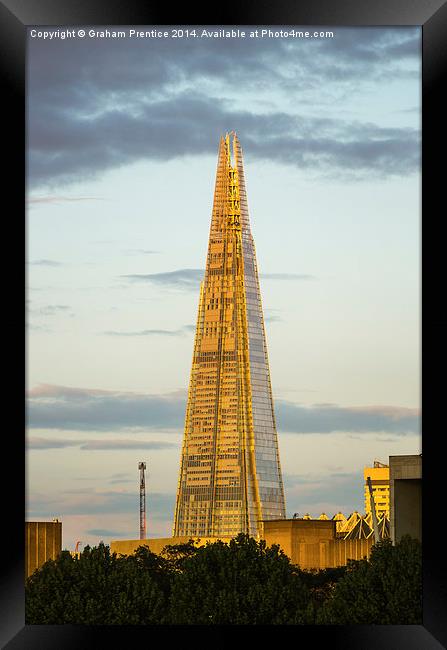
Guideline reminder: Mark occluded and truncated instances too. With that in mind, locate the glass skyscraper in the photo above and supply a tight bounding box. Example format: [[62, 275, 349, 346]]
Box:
[[173, 133, 286, 539]]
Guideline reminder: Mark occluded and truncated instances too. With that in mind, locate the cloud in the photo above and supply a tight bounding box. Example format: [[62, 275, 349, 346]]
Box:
[[121, 268, 316, 290], [261, 273, 316, 280], [283, 471, 362, 516], [27, 383, 419, 435], [27, 436, 176, 450], [277, 401, 420, 434], [30, 304, 71, 316], [80, 440, 176, 450], [27, 196, 105, 204], [27, 437, 77, 449], [26, 324, 52, 332], [27, 28, 420, 188], [102, 325, 193, 337], [29, 97, 420, 187], [28, 259, 63, 267], [27, 488, 175, 518], [264, 314, 282, 323], [264, 308, 282, 324], [27, 384, 186, 432], [86, 528, 125, 538], [121, 268, 203, 289], [123, 249, 160, 255]]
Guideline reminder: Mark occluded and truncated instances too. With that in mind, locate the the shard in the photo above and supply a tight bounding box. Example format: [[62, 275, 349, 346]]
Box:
[[173, 132, 286, 539]]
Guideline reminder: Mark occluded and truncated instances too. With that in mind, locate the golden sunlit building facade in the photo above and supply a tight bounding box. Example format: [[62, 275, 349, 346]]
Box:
[[25, 520, 62, 579], [364, 460, 390, 518], [173, 133, 286, 539]]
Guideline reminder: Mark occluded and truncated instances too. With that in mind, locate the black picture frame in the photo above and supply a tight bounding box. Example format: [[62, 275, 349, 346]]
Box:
[[3, 0, 446, 647]]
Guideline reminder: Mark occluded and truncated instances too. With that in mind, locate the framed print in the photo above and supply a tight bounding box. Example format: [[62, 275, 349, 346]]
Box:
[[2, 0, 446, 647]]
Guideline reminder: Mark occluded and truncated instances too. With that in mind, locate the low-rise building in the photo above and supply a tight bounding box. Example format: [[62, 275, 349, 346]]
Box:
[[25, 520, 62, 579], [111, 519, 374, 571]]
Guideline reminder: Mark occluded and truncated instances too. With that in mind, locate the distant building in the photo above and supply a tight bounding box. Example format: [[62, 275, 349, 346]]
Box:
[[25, 520, 62, 579], [364, 460, 390, 518], [389, 454, 422, 543]]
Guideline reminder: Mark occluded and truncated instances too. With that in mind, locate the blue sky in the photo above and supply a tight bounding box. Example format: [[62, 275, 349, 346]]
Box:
[[26, 26, 421, 549]]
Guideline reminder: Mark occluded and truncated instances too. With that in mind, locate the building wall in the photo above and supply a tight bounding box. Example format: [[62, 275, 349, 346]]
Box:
[[389, 455, 422, 543], [326, 538, 373, 568], [263, 520, 373, 570], [111, 521, 373, 570], [111, 536, 232, 557], [25, 521, 62, 579]]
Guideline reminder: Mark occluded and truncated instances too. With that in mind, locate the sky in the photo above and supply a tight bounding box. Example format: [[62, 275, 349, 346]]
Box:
[[26, 26, 421, 550]]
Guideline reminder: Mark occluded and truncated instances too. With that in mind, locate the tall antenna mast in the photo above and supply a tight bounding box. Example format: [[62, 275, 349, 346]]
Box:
[[138, 461, 147, 540]]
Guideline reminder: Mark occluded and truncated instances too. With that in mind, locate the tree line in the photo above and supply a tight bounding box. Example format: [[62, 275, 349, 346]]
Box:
[[25, 533, 421, 625]]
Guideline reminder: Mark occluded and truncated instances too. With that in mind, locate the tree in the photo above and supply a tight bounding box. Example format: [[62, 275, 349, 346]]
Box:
[[26, 543, 167, 624], [26, 535, 422, 625], [317, 536, 422, 624], [295, 566, 347, 623], [161, 539, 200, 572], [168, 533, 311, 624]]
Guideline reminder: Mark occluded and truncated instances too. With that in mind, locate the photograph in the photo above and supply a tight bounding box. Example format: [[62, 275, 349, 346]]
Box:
[[24, 22, 425, 629]]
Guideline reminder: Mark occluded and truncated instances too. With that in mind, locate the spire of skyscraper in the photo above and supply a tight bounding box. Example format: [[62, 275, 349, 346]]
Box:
[[173, 132, 286, 539]]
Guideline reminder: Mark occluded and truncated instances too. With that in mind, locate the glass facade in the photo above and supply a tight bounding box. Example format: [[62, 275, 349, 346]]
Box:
[[173, 133, 286, 538]]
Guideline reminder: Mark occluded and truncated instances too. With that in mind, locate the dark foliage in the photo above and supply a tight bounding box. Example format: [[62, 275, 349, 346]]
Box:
[[25, 543, 167, 624], [168, 533, 310, 624], [317, 536, 422, 624], [25, 534, 421, 625]]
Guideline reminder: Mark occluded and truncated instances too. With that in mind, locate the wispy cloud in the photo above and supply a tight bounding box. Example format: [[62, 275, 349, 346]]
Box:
[[27, 487, 175, 518], [27, 384, 186, 432], [26, 324, 52, 332], [27, 383, 419, 435], [283, 470, 362, 517], [86, 528, 125, 538], [102, 325, 193, 337], [264, 314, 282, 323], [123, 249, 160, 255], [27, 196, 105, 204], [80, 440, 176, 450], [30, 304, 71, 316], [121, 269, 315, 289], [277, 401, 420, 435], [121, 269, 203, 290], [28, 259, 64, 267], [27, 436, 176, 450], [261, 273, 316, 281]]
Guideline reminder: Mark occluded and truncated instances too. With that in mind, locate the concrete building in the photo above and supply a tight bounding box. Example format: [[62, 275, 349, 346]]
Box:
[[111, 535, 231, 559], [111, 519, 374, 571], [389, 454, 422, 543], [262, 519, 373, 570], [25, 520, 62, 579], [364, 460, 390, 518]]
